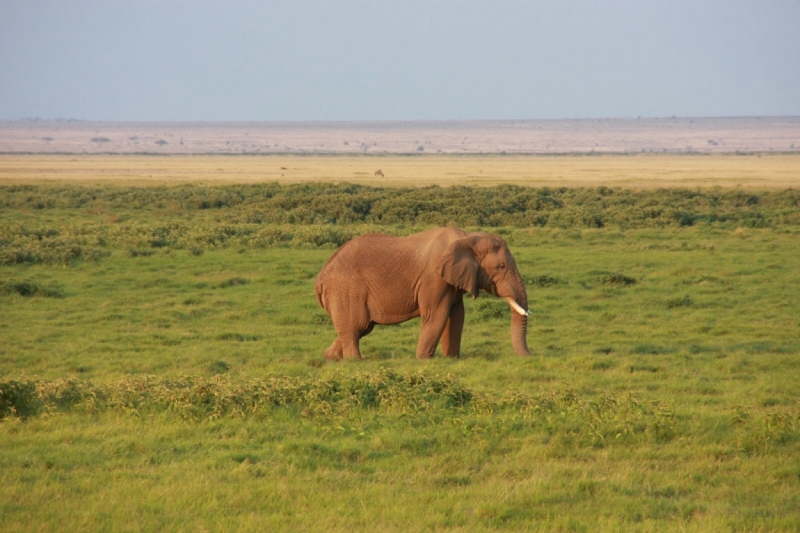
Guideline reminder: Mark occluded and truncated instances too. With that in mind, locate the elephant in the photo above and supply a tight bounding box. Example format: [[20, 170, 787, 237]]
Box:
[[315, 227, 530, 360]]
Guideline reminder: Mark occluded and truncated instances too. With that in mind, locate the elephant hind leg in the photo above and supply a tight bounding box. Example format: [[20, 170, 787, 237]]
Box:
[[324, 330, 367, 360], [325, 329, 362, 360], [328, 322, 373, 361], [337, 329, 363, 359], [324, 293, 370, 360], [331, 313, 369, 360]]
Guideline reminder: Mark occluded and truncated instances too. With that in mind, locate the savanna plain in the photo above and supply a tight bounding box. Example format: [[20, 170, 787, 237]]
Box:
[[1, 154, 800, 532]]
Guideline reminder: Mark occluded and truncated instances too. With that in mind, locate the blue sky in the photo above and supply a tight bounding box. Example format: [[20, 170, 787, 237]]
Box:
[[1, 1, 798, 121]]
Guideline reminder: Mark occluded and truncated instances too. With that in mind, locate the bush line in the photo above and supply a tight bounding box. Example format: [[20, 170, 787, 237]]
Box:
[[0, 223, 365, 265], [4, 184, 800, 265], [3, 183, 799, 228]]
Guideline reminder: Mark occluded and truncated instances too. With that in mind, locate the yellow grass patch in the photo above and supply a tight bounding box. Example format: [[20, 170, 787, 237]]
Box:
[[1, 153, 798, 188]]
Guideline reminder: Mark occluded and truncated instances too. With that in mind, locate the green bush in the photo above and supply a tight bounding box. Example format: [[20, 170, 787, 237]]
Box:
[[0, 279, 65, 298], [666, 295, 693, 308], [598, 273, 637, 286], [3, 184, 798, 229], [2, 184, 799, 264]]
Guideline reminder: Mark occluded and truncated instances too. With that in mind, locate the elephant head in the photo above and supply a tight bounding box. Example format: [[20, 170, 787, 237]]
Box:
[[437, 233, 531, 356]]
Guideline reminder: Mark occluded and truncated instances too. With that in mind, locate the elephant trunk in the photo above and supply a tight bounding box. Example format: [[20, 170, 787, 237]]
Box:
[[510, 304, 531, 357], [501, 276, 530, 357]]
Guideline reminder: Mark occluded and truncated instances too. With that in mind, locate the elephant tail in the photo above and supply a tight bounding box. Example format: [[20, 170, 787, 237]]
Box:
[[315, 278, 326, 310]]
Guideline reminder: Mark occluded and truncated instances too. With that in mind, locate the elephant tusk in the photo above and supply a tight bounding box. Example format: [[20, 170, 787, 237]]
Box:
[[505, 297, 530, 316]]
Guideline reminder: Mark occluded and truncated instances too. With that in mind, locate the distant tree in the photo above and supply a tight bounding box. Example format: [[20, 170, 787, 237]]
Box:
[[91, 137, 111, 143], [41, 137, 54, 143], [155, 140, 168, 146]]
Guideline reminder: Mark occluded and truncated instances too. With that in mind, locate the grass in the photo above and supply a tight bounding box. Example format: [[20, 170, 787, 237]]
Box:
[[1, 175, 799, 530], [2, 225, 798, 379]]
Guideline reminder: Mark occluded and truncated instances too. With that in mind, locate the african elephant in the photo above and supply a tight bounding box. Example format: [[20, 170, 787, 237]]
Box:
[[315, 227, 530, 360]]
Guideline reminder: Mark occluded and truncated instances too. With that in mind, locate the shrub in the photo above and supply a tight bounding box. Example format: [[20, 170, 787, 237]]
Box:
[[1, 279, 65, 298], [0, 240, 110, 266], [474, 300, 508, 320], [209, 361, 231, 374], [128, 248, 156, 258], [598, 273, 637, 286], [218, 277, 249, 288], [0, 380, 42, 418], [216, 333, 262, 342], [528, 275, 565, 287], [666, 295, 693, 308]]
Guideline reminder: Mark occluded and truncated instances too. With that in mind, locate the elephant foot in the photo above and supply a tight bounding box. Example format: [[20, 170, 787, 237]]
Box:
[[323, 338, 362, 361], [323, 340, 343, 361], [324, 351, 343, 361]]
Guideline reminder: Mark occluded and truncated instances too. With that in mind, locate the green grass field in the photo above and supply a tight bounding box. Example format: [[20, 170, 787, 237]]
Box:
[[2, 176, 799, 531]]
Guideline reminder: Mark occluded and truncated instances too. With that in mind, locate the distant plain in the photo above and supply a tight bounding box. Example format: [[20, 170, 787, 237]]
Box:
[[2, 116, 799, 155]]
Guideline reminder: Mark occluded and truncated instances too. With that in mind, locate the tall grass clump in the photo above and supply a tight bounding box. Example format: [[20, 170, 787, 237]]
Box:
[[3, 371, 797, 455], [0, 371, 474, 421]]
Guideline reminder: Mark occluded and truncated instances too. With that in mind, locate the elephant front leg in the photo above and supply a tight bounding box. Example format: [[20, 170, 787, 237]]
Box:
[[440, 298, 465, 357], [416, 310, 450, 359]]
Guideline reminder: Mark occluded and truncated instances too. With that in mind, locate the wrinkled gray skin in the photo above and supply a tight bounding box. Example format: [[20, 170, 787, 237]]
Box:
[[315, 228, 530, 360]]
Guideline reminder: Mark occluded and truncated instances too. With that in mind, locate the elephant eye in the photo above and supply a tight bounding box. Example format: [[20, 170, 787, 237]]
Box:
[[497, 263, 506, 271]]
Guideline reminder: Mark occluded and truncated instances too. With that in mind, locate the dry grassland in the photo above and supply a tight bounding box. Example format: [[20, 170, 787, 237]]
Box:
[[0, 153, 798, 188]]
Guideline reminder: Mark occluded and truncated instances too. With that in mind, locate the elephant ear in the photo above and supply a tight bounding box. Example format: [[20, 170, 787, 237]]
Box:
[[437, 238, 480, 298]]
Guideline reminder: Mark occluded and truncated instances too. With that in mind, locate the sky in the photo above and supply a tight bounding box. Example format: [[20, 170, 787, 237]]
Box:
[[1, 1, 799, 122]]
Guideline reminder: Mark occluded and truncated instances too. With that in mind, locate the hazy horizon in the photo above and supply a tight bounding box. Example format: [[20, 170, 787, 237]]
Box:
[[5, 114, 800, 124], [2, 1, 799, 122]]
